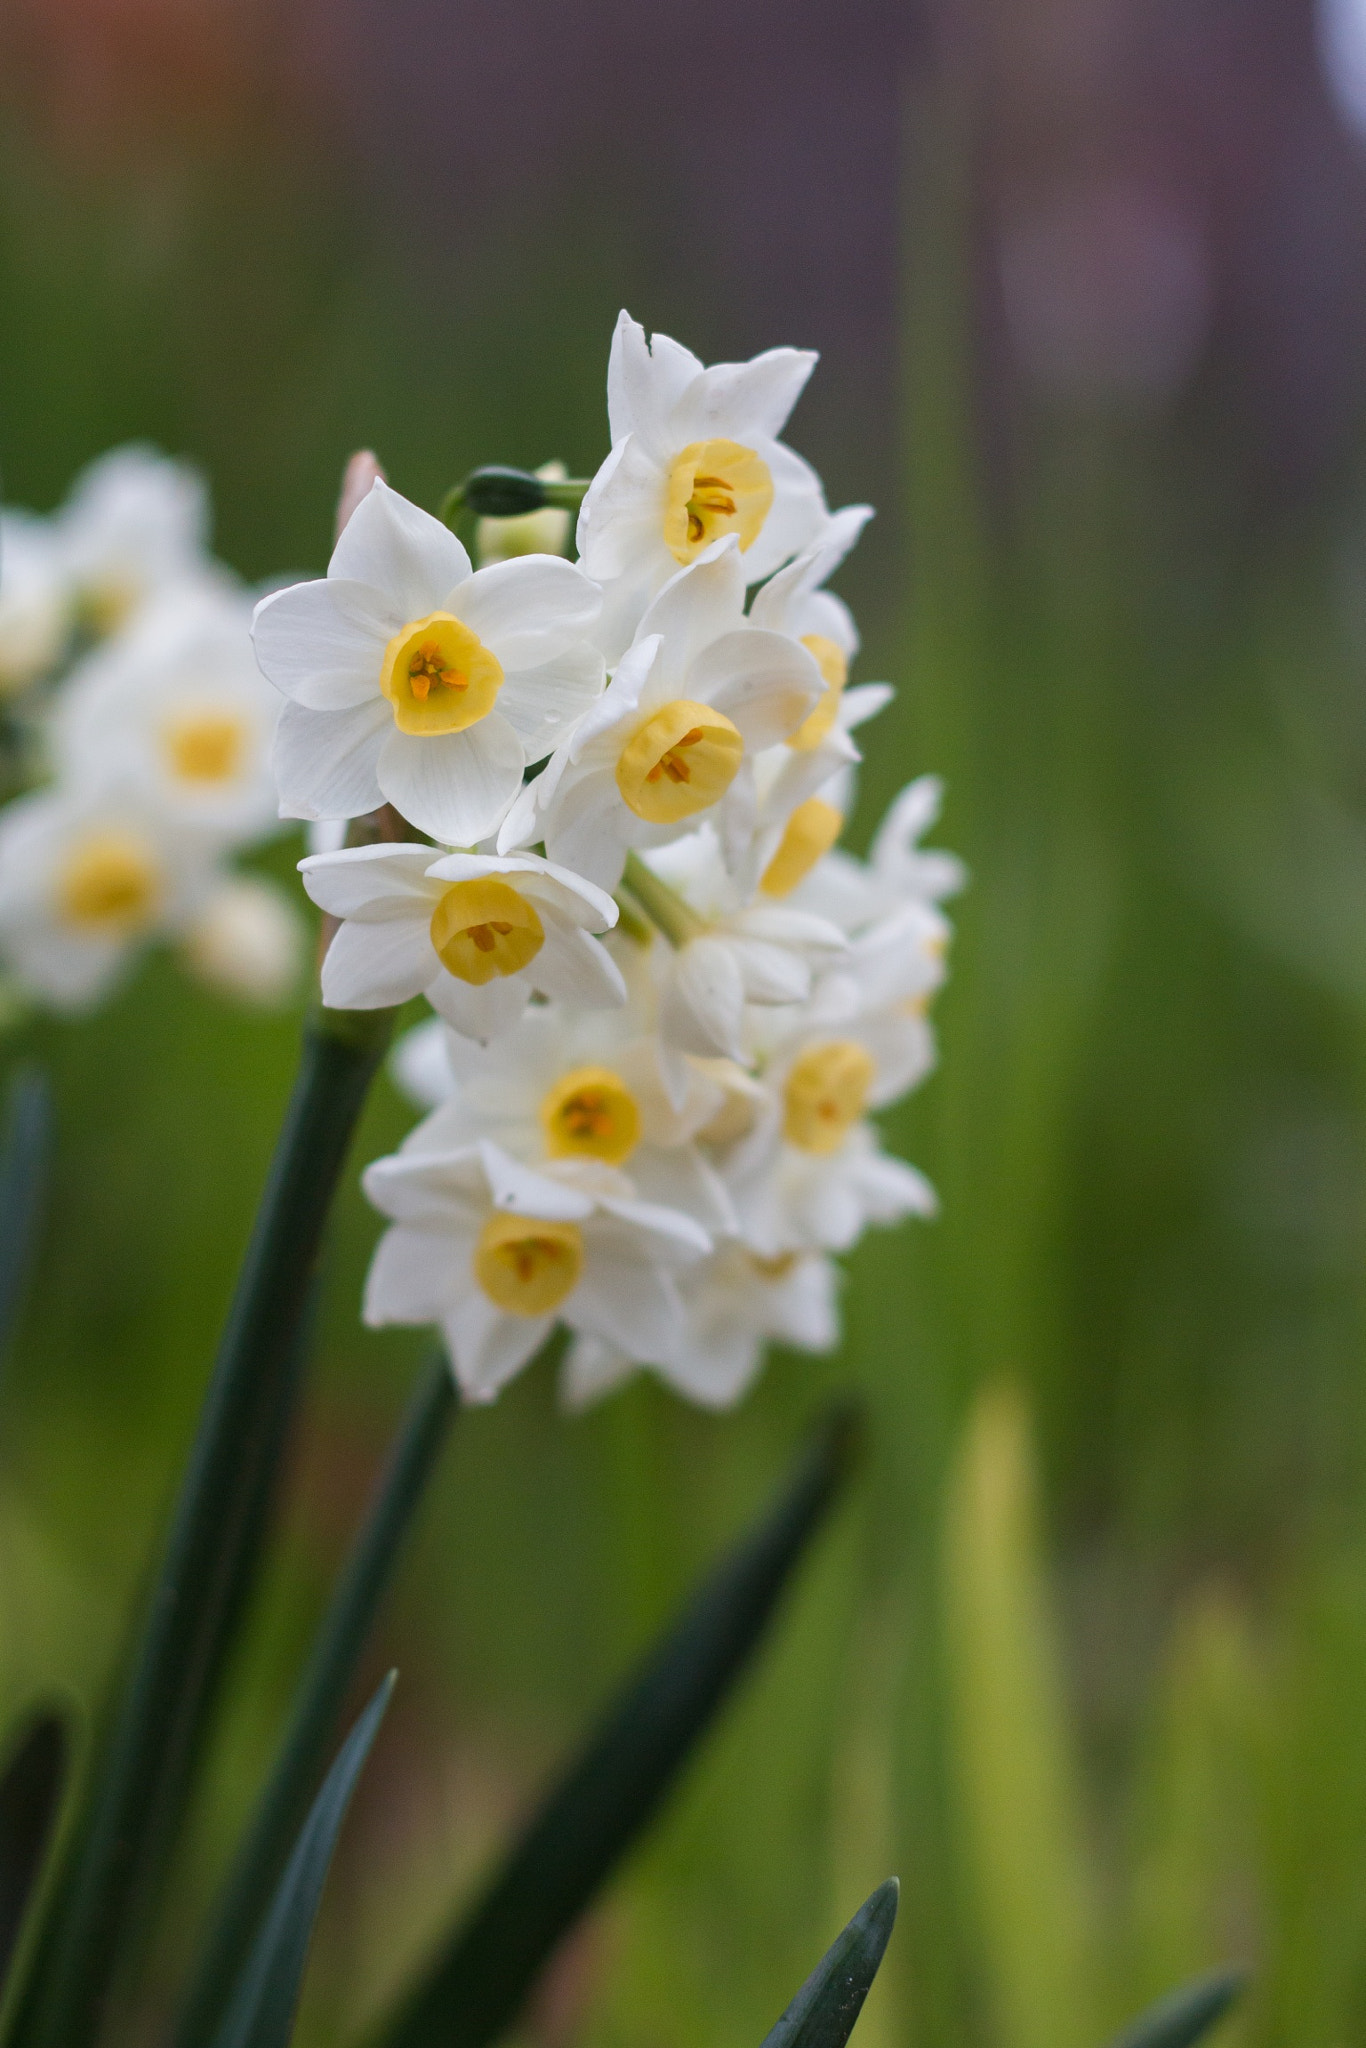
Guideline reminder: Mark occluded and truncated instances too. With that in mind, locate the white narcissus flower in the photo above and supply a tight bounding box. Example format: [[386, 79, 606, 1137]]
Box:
[[252, 479, 605, 845], [748, 503, 873, 750], [181, 875, 305, 1007], [362, 1136, 710, 1403], [501, 540, 822, 892], [791, 776, 967, 934], [299, 845, 625, 1041], [51, 585, 281, 847], [0, 512, 72, 695], [561, 1243, 840, 1410], [390, 1003, 736, 1234], [0, 785, 216, 1010], [577, 312, 829, 658], [57, 445, 216, 636]]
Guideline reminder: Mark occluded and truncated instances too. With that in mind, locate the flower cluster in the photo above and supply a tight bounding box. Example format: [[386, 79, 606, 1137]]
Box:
[[0, 447, 302, 1012], [261, 313, 963, 1408]]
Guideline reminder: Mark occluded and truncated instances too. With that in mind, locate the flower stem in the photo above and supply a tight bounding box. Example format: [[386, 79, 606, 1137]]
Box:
[[620, 852, 705, 949], [7, 1001, 395, 2048]]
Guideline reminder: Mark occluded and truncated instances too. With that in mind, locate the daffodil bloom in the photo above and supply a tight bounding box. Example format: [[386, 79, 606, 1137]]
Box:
[[501, 540, 823, 891], [57, 445, 216, 637], [0, 511, 72, 695], [252, 479, 605, 845], [0, 785, 218, 1010], [576, 312, 830, 658], [361, 1136, 710, 1403], [51, 586, 281, 846], [386, 999, 737, 1234], [561, 1243, 840, 1410], [299, 845, 626, 1040]]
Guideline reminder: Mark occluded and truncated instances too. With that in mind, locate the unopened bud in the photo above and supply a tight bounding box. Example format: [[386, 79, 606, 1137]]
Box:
[[183, 877, 305, 1007], [335, 450, 386, 541], [460, 466, 551, 518]]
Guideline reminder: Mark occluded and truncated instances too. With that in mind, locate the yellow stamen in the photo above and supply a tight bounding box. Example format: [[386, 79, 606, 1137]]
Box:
[[616, 698, 744, 823], [163, 711, 246, 784], [380, 611, 503, 736], [783, 1040, 876, 1154], [57, 831, 161, 933], [749, 1251, 798, 1280], [663, 439, 774, 564], [429, 878, 544, 985], [787, 634, 849, 750], [474, 1213, 583, 1316], [540, 1066, 641, 1166], [758, 797, 843, 897]]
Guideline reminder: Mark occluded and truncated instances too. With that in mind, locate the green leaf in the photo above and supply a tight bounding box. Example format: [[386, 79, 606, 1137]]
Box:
[[759, 1878, 900, 2048], [7, 1012, 393, 2048], [211, 1673, 395, 2048], [371, 1404, 858, 2048], [1105, 1972, 1246, 2048], [0, 1066, 50, 1383], [0, 1714, 66, 1998], [175, 1354, 457, 2048]]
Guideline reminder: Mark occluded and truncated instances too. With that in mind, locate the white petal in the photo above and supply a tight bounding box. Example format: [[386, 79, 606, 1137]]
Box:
[[668, 346, 817, 444], [320, 914, 432, 1010], [479, 1139, 596, 1220], [442, 1296, 553, 1403], [541, 766, 631, 891], [271, 696, 388, 821], [298, 843, 437, 919], [691, 628, 822, 748], [390, 1016, 456, 1109], [574, 437, 668, 584], [376, 714, 524, 844], [739, 441, 829, 582], [534, 914, 627, 1008], [627, 1144, 737, 1236], [559, 1333, 638, 1409], [570, 1254, 684, 1364], [450, 554, 602, 650], [841, 682, 893, 730], [427, 971, 530, 1042], [734, 940, 811, 1006], [328, 478, 471, 617], [606, 311, 703, 455], [497, 644, 606, 763], [660, 937, 746, 1058], [636, 543, 747, 675], [363, 1221, 468, 1324], [251, 578, 392, 710]]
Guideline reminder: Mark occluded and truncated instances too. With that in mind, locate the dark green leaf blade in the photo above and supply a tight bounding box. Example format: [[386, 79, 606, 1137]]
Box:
[[175, 1355, 457, 2048], [212, 1673, 395, 2048], [0, 1714, 66, 1997], [759, 1878, 899, 2048], [0, 1066, 50, 1382], [1105, 1971, 1246, 2048], [372, 1404, 858, 2048]]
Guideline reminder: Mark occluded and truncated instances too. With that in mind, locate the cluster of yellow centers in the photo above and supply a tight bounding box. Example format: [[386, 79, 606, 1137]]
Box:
[[429, 878, 545, 986], [616, 698, 744, 823], [57, 830, 161, 933], [664, 440, 774, 565], [474, 1213, 583, 1316], [380, 613, 503, 736], [162, 710, 247, 785], [783, 1040, 876, 1154]]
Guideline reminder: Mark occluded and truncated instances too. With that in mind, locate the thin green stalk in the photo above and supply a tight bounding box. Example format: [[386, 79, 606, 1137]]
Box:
[[175, 1354, 457, 2048], [7, 1004, 393, 2048], [620, 852, 704, 948]]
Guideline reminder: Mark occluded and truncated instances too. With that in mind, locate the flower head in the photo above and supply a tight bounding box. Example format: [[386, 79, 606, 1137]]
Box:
[[253, 479, 605, 844], [0, 511, 72, 695], [57, 445, 215, 636]]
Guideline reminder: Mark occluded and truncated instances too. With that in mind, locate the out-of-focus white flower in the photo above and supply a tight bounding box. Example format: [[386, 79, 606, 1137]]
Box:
[[0, 512, 72, 695], [748, 503, 872, 749], [57, 445, 214, 636], [252, 479, 605, 845], [0, 785, 214, 1010], [300, 845, 625, 1039], [390, 1001, 736, 1234], [475, 461, 573, 565], [789, 775, 966, 933], [633, 826, 846, 1068], [502, 541, 821, 891], [561, 1241, 840, 1410], [577, 313, 829, 657], [51, 585, 280, 846], [724, 1087, 937, 1259], [361, 1135, 710, 1403], [181, 874, 304, 1006]]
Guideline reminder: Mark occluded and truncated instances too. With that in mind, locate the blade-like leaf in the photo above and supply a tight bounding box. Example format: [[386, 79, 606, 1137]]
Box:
[[0, 1715, 66, 1997], [8, 1010, 393, 2048], [0, 1067, 50, 1383], [372, 1404, 858, 2048], [212, 1673, 395, 2048], [175, 1355, 457, 2048], [759, 1878, 900, 2048], [1105, 1971, 1246, 2048]]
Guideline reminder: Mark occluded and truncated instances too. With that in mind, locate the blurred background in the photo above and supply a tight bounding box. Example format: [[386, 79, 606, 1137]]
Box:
[[6, 2, 1366, 2046]]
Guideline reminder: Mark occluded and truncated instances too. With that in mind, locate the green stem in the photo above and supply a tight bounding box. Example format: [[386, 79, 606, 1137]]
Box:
[[8, 1005, 394, 2048], [620, 852, 705, 949], [173, 1353, 457, 2048]]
